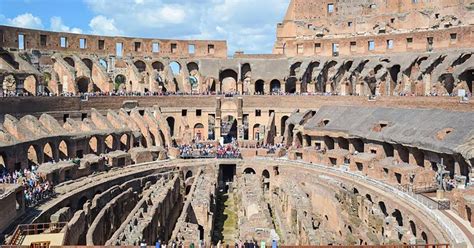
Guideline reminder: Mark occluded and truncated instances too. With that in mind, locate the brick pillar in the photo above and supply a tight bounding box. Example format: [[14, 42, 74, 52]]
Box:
[[237, 81, 243, 95], [295, 80, 302, 94], [264, 82, 270, 95]]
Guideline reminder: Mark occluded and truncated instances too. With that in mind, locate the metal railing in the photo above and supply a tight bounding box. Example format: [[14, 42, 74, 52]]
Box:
[[9, 222, 67, 246]]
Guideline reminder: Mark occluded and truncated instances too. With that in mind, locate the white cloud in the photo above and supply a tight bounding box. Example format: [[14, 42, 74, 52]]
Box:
[[7, 13, 44, 29], [89, 15, 123, 36], [83, 0, 290, 54], [50, 16, 83, 33]]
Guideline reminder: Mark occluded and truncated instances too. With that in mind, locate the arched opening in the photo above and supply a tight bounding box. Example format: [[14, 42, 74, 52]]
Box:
[[64, 57, 75, 67], [105, 135, 115, 152], [262, 169, 270, 190], [285, 78, 297, 93], [253, 124, 261, 141], [378, 201, 388, 217], [241, 63, 251, 81], [78, 196, 88, 210], [43, 142, 54, 163], [99, 58, 108, 70], [185, 170, 193, 179], [392, 209, 403, 226], [409, 220, 417, 237], [134, 60, 146, 73], [221, 115, 237, 144], [295, 132, 303, 147], [187, 62, 199, 75], [421, 232, 428, 244], [194, 123, 204, 141], [152, 61, 164, 71], [27, 145, 40, 168], [281, 116, 289, 137], [24, 75, 37, 95], [185, 185, 192, 195], [219, 69, 238, 94], [459, 69, 474, 94], [59, 140, 68, 160], [167, 117, 175, 137], [270, 79, 281, 93], [89, 137, 99, 155], [365, 194, 373, 203], [324, 136, 335, 150], [77, 77, 90, 93], [439, 74, 455, 94], [287, 124, 295, 146], [82, 58, 93, 71], [114, 74, 126, 91], [255, 80, 264, 95], [243, 168, 256, 174], [170, 61, 181, 75], [120, 134, 128, 151]]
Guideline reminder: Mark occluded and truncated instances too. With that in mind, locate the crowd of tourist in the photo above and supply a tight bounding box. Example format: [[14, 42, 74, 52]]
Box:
[[256, 143, 286, 154], [152, 239, 278, 248], [178, 142, 241, 159], [0, 166, 54, 207]]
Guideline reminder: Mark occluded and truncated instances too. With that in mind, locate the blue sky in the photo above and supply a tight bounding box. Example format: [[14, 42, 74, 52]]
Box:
[[0, 0, 290, 54]]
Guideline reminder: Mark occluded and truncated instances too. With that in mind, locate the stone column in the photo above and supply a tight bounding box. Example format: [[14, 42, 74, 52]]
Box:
[[215, 118, 221, 142], [237, 81, 243, 95], [264, 82, 270, 95], [295, 80, 302, 94]]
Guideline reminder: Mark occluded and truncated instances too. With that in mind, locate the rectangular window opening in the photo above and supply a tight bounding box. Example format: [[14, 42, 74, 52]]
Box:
[[196, 109, 202, 116], [134, 42, 142, 52], [255, 110, 261, 117], [368, 40, 375, 51], [387, 39, 394, 49], [60, 37, 68, 48], [116, 42, 123, 57], [152, 42, 160, 53], [171, 43, 177, 53], [208, 44, 215, 54], [182, 109, 187, 116], [327, 3, 334, 13], [18, 34, 25, 50], [98, 40, 105, 50], [80, 38, 87, 49], [188, 44, 195, 54], [40, 34, 47, 47]]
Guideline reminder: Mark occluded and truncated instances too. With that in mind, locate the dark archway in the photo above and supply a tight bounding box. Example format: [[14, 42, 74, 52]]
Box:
[[285, 78, 297, 93], [255, 80, 264, 94], [221, 115, 237, 144], [167, 117, 175, 137], [219, 69, 238, 94], [82, 58, 93, 71], [185, 170, 193, 179], [459, 69, 473, 94], [152, 61, 164, 71], [134, 60, 147, 73], [281, 116, 289, 137], [77, 77, 90, 93], [64, 57, 75, 67], [270, 79, 281, 93], [243, 168, 256, 174], [439, 74, 455, 94]]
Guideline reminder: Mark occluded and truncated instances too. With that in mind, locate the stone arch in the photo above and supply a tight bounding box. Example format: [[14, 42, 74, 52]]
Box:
[[378, 201, 388, 217], [285, 78, 297, 93], [27, 145, 40, 168], [58, 140, 68, 160], [255, 80, 264, 95], [120, 134, 128, 151], [152, 61, 164, 71], [194, 123, 204, 141], [24, 75, 37, 95], [82, 58, 93, 71], [185, 170, 193, 179], [253, 124, 261, 140], [221, 115, 237, 144], [43, 142, 54, 163], [421, 231, 428, 244], [459, 69, 473, 94], [170, 61, 181, 75], [64, 57, 75, 67], [98, 58, 108, 70], [281, 116, 289, 136], [290, 62, 302, 77], [89, 136, 99, 155], [241, 63, 251, 81], [187, 62, 199, 75], [114, 74, 126, 91], [392, 209, 404, 226], [134, 60, 147, 73], [219, 69, 238, 94], [77, 77, 90, 93], [243, 167, 256, 174], [262, 169, 270, 179], [409, 220, 417, 237], [270, 79, 281, 93], [439, 73, 455, 94], [105, 135, 115, 152], [167, 117, 175, 137]]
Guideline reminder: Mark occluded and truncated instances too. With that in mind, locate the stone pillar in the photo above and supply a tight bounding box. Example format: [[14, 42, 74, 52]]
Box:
[[264, 82, 270, 95], [408, 148, 418, 166], [295, 80, 302, 94], [0, 74, 4, 96], [237, 81, 243, 95], [215, 118, 221, 142]]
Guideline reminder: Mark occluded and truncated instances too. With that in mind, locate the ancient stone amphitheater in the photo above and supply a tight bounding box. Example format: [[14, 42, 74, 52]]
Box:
[[0, 0, 474, 247]]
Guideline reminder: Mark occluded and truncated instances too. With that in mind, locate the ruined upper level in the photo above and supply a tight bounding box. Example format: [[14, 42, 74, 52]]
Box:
[[274, 0, 474, 56], [0, 25, 227, 59]]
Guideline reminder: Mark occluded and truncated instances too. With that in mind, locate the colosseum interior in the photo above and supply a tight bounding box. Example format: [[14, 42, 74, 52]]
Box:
[[0, 0, 474, 247]]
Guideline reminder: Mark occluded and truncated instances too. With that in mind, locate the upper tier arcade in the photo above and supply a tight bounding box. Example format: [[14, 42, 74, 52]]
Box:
[[0, 25, 227, 59], [274, 0, 474, 57]]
